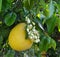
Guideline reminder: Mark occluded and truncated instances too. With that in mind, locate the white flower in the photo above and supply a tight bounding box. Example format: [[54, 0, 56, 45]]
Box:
[[32, 28, 36, 32], [28, 32, 30, 35], [30, 33, 34, 36], [27, 28, 29, 32], [29, 24, 33, 28], [25, 17, 30, 23], [24, 53, 29, 57], [32, 22, 35, 25], [33, 30, 39, 35], [29, 36, 33, 39], [34, 36, 38, 39], [28, 31, 31, 34], [27, 24, 33, 30], [35, 39, 40, 43], [33, 26, 35, 29], [37, 36, 40, 39]]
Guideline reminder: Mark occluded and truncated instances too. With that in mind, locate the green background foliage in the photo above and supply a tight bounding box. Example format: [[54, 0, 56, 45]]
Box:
[[0, 0, 60, 57]]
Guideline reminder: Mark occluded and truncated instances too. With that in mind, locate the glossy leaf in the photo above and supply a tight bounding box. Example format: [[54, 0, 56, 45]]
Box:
[[46, 16, 57, 34], [39, 36, 56, 52], [39, 36, 51, 52], [51, 39, 56, 50], [4, 12, 17, 26], [48, 0, 54, 18]]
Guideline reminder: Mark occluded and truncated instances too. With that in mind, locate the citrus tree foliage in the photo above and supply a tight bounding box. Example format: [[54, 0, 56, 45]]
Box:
[[0, 0, 60, 57]]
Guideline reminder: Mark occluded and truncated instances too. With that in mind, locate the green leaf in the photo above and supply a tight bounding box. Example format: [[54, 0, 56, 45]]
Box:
[[51, 39, 56, 50], [39, 36, 56, 52], [46, 16, 57, 34], [7, 0, 14, 3], [0, 35, 3, 48], [4, 50, 15, 57], [40, 0, 46, 8], [39, 36, 51, 52], [1, 28, 10, 38], [57, 18, 60, 32], [2, 0, 12, 11], [23, 0, 34, 10], [4, 12, 17, 26], [48, 0, 54, 18], [0, 0, 2, 12]]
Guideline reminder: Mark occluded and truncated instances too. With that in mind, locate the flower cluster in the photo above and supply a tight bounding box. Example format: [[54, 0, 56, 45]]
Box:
[[25, 16, 40, 43], [24, 53, 28, 57]]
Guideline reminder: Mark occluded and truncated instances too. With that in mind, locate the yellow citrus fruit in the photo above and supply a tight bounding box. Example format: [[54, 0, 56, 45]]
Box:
[[8, 23, 33, 51]]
